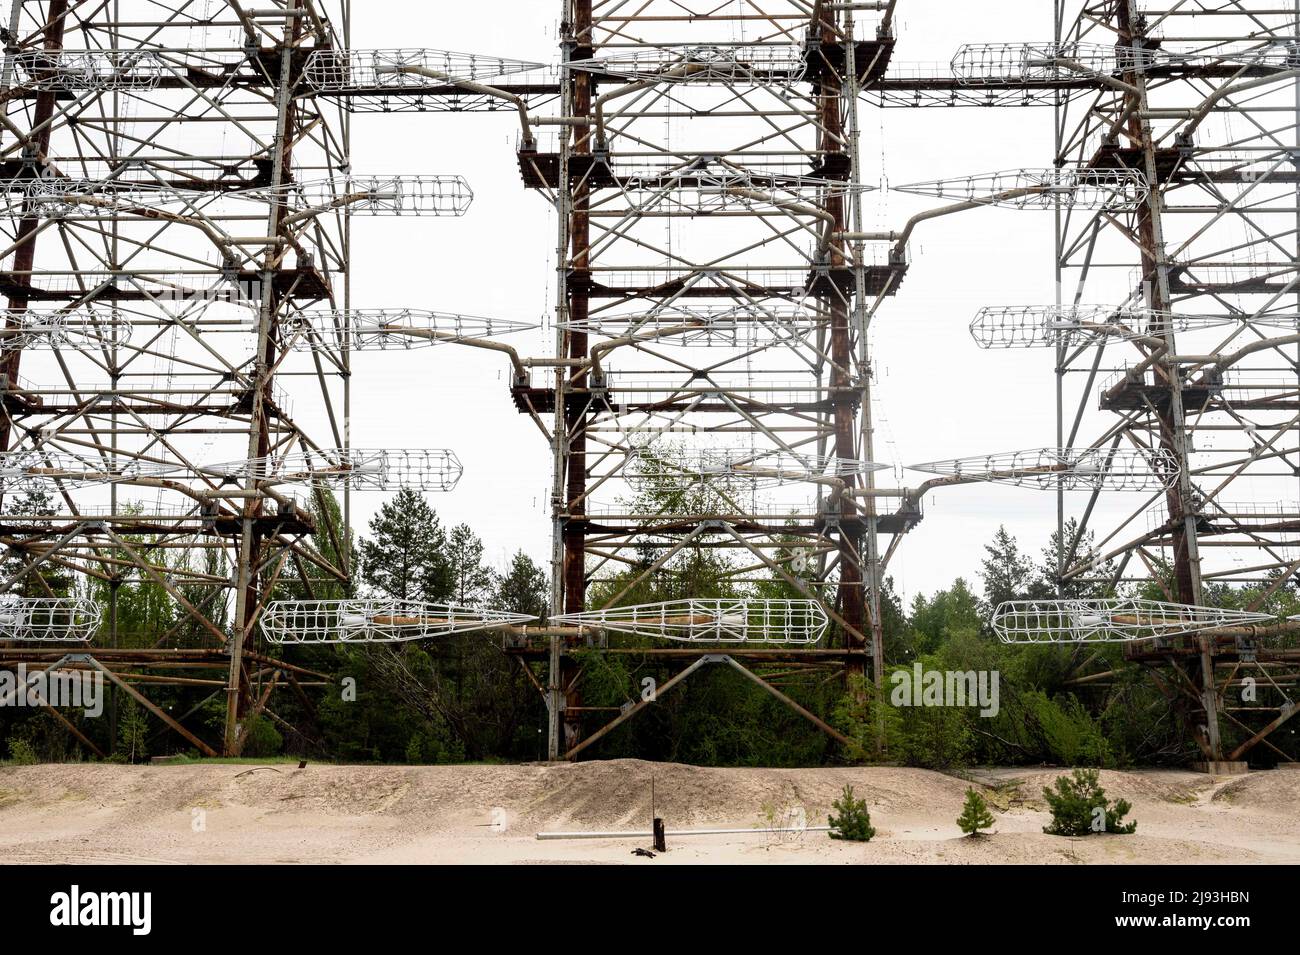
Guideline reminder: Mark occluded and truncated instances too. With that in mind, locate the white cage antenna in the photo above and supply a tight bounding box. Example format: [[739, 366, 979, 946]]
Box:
[[908, 446, 1178, 491], [285, 308, 537, 351], [260, 599, 536, 644], [0, 596, 101, 642], [550, 598, 829, 644], [12, 50, 166, 90], [301, 48, 548, 92], [566, 44, 808, 84], [629, 448, 888, 490], [970, 304, 1300, 348], [993, 599, 1277, 643], [892, 168, 1147, 210], [197, 448, 463, 492]]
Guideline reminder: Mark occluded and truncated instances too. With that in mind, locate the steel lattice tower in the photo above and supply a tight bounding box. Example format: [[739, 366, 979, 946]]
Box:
[[1049, 0, 1300, 765], [506, 1, 904, 757], [0, 0, 360, 755]]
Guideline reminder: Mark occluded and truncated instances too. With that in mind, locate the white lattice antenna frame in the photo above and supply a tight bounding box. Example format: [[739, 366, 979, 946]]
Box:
[[0, 177, 183, 218], [629, 449, 888, 490], [993, 599, 1276, 643], [620, 168, 870, 214], [559, 303, 824, 343], [198, 448, 463, 491], [0, 451, 178, 490], [550, 599, 829, 644], [951, 42, 1161, 84], [246, 176, 473, 216], [0, 174, 474, 218], [12, 50, 166, 89], [300, 48, 548, 91], [0, 596, 101, 642], [259, 599, 536, 644], [908, 446, 1178, 491], [892, 168, 1147, 210], [952, 40, 1300, 84], [970, 305, 1300, 348], [567, 44, 808, 84], [970, 304, 1156, 348], [0, 307, 133, 352], [285, 308, 537, 351]]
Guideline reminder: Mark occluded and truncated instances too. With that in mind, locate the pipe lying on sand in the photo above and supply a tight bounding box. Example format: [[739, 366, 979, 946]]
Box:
[[536, 826, 831, 840]]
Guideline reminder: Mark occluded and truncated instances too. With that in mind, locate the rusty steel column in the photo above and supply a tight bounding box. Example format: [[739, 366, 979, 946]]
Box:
[[818, 20, 867, 665], [0, 0, 68, 455], [555, 0, 593, 755], [226, 1, 303, 755], [1115, 0, 1217, 760]]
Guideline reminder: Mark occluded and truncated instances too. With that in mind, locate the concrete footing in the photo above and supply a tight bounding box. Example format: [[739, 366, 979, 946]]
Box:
[[1192, 760, 1249, 775]]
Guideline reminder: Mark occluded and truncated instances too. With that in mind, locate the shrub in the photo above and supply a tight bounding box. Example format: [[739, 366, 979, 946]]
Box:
[[241, 715, 283, 758], [828, 784, 876, 842], [1042, 768, 1136, 836], [6, 736, 37, 765], [957, 787, 996, 836]]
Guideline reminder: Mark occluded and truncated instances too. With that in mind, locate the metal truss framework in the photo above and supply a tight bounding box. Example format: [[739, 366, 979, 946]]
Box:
[[508, 0, 905, 759], [0, 0, 378, 757], [1031, 1, 1300, 765], [867, 1, 1300, 766], [5, 1, 1298, 771], [304, 0, 1300, 765]]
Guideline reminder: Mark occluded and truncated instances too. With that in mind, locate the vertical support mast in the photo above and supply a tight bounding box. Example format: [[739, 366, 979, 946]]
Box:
[[0, 0, 67, 457], [227, 0, 304, 755], [817, 12, 868, 665], [548, 0, 594, 759]]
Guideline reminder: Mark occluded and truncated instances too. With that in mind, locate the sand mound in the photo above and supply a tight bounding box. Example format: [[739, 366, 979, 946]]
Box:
[[1211, 768, 1300, 813], [985, 768, 1211, 811], [0, 761, 1294, 864]]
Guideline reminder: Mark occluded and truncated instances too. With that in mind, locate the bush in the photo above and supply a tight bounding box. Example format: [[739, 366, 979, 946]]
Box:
[[6, 736, 37, 765], [1042, 768, 1136, 836], [828, 784, 876, 842], [241, 715, 283, 758], [1026, 691, 1112, 767], [957, 787, 996, 836]]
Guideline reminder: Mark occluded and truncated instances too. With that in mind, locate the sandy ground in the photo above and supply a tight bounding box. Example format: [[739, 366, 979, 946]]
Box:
[[0, 759, 1295, 864]]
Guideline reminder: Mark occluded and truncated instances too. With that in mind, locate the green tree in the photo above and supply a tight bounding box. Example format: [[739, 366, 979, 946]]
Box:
[[828, 784, 875, 841], [978, 525, 1039, 614], [957, 787, 996, 836], [359, 489, 451, 602], [446, 523, 494, 606], [116, 698, 149, 763], [496, 550, 548, 618], [2, 488, 72, 597], [1042, 768, 1136, 836], [1041, 518, 1117, 598]]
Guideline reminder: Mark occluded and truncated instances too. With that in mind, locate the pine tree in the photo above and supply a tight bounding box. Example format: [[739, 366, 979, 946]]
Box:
[[495, 550, 548, 618], [827, 784, 876, 841], [359, 488, 451, 602], [2, 488, 73, 597], [1042, 768, 1137, 836], [116, 698, 149, 763], [957, 787, 996, 836], [1041, 519, 1116, 599], [446, 524, 494, 606], [978, 525, 1035, 614]]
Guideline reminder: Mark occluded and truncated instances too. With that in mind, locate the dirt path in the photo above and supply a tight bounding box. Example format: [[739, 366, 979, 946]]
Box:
[[0, 760, 1295, 864]]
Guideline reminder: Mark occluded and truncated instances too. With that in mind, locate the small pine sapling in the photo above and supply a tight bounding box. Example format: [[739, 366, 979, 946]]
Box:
[[1042, 768, 1136, 836], [828, 784, 876, 842], [957, 787, 996, 836]]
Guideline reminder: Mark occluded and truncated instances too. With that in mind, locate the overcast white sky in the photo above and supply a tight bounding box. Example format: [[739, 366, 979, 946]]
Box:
[[338, 1, 1074, 607]]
